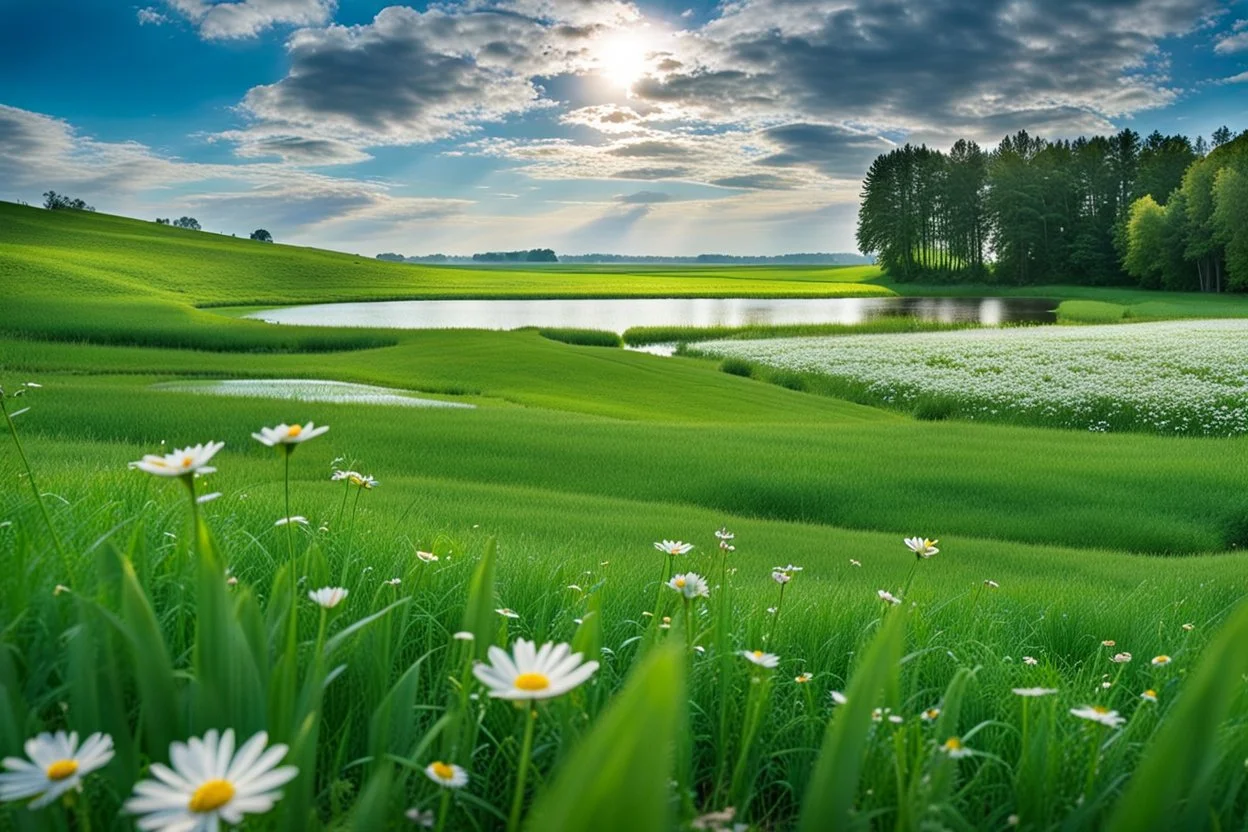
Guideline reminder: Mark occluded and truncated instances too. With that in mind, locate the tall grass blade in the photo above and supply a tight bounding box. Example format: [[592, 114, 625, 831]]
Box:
[[460, 537, 498, 659]]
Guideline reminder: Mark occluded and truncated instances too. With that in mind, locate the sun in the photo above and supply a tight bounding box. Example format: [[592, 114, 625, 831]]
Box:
[[596, 32, 650, 92]]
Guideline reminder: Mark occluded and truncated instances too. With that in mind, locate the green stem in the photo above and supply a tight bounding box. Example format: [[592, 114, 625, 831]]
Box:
[[508, 704, 537, 832], [768, 582, 786, 645], [683, 597, 693, 654], [1083, 727, 1102, 797], [900, 560, 920, 599], [434, 788, 452, 832], [1, 399, 69, 570]]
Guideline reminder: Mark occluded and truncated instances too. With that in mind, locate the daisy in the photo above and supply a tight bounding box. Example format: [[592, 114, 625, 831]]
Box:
[[385, 578, 401, 587], [251, 422, 329, 448], [1151, 655, 1172, 667], [423, 761, 468, 789], [771, 571, 792, 585], [921, 707, 941, 721], [416, 551, 438, 563], [1141, 689, 1158, 702], [941, 737, 972, 758], [125, 729, 297, 830], [1012, 687, 1058, 697], [0, 731, 114, 809], [407, 807, 436, 827], [795, 672, 813, 684], [1110, 652, 1132, 664], [904, 537, 939, 559], [308, 587, 348, 609], [130, 442, 224, 479], [330, 469, 356, 481], [667, 572, 710, 599], [660, 617, 672, 630], [774, 564, 803, 574], [878, 589, 901, 605], [474, 640, 598, 700], [274, 516, 308, 527], [740, 650, 779, 669], [347, 473, 378, 489], [1070, 705, 1125, 728], [654, 540, 694, 556], [1023, 656, 1038, 666], [829, 690, 848, 705], [714, 528, 734, 545], [495, 608, 519, 619]]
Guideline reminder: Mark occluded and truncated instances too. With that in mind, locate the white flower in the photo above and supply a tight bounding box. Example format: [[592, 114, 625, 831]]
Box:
[[774, 564, 803, 574], [0, 731, 114, 808], [385, 578, 401, 586], [714, 528, 734, 541], [654, 540, 694, 556], [1151, 655, 1172, 667], [795, 672, 813, 684], [740, 650, 779, 669], [1101, 640, 1116, 647], [331, 469, 355, 481], [878, 589, 901, 605], [1182, 623, 1195, 631], [125, 729, 297, 830], [666, 572, 710, 599], [941, 737, 972, 758], [423, 762, 468, 789], [921, 707, 941, 721], [53, 585, 70, 596], [850, 559, 862, 567], [308, 587, 348, 609], [984, 579, 999, 589], [495, 607, 519, 619], [1141, 689, 1159, 703], [407, 806, 436, 827], [348, 473, 378, 489], [1023, 656, 1038, 666], [1110, 652, 1132, 664], [130, 442, 224, 478], [829, 690, 848, 705], [274, 516, 308, 527], [1012, 687, 1058, 697], [416, 550, 438, 563], [452, 631, 475, 641], [251, 422, 329, 447], [1070, 705, 1126, 728], [771, 571, 792, 584], [473, 639, 599, 700], [904, 537, 939, 559]]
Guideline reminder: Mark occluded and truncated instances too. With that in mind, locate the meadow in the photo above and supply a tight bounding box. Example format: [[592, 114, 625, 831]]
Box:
[[4, 201, 1248, 831]]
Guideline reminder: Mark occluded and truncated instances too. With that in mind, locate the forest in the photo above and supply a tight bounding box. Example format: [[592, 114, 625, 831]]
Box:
[[856, 126, 1248, 291]]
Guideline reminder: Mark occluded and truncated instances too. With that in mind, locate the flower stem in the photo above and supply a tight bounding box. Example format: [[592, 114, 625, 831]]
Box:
[[1, 399, 69, 570], [767, 582, 786, 645], [435, 788, 452, 832], [508, 704, 537, 832]]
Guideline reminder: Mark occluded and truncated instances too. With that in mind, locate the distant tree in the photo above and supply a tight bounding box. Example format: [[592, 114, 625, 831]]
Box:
[[249, 228, 273, 242], [376, 252, 406, 262], [42, 190, 95, 212], [1135, 131, 1196, 205], [1194, 136, 1209, 157], [1212, 126, 1233, 148], [155, 217, 170, 224], [1212, 165, 1248, 290], [172, 216, 201, 231]]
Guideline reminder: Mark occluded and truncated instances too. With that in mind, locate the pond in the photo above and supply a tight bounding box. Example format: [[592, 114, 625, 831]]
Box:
[[153, 379, 474, 408], [243, 296, 1058, 333]]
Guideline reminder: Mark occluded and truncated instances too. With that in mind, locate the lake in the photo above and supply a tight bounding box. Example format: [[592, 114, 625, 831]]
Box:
[[244, 296, 1058, 333]]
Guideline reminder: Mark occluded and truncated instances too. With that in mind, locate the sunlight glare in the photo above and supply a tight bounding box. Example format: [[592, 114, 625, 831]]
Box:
[[597, 32, 650, 91]]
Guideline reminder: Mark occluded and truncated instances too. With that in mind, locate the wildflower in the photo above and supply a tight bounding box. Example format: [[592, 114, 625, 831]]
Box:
[[473, 639, 598, 700], [984, 579, 999, 589], [1182, 623, 1195, 631], [129, 441, 224, 479], [1141, 689, 1158, 703], [1012, 687, 1058, 697], [251, 422, 329, 447], [667, 572, 710, 599], [654, 540, 694, 556], [423, 762, 468, 789], [766, 606, 777, 614], [941, 737, 972, 758], [1101, 682, 1112, 689], [878, 589, 901, 605], [829, 690, 847, 705], [660, 617, 672, 630], [385, 578, 401, 586], [0, 731, 114, 808], [714, 528, 734, 542], [347, 472, 378, 489], [871, 708, 884, 722], [407, 807, 436, 827], [1023, 656, 1038, 666], [771, 571, 791, 584], [331, 469, 355, 481], [740, 650, 779, 669], [1070, 705, 1126, 728], [850, 559, 861, 567], [1101, 640, 1116, 647], [125, 729, 296, 829], [888, 714, 903, 724], [1110, 652, 1132, 664], [308, 587, 348, 609], [495, 608, 519, 619], [921, 707, 941, 721], [227, 576, 238, 587], [1151, 655, 1172, 667], [416, 550, 438, 563], [795, 672, 813, 684], [53, 585, 70, 596], [904, 537, 939, 559], [274, 516, 308, 527], [452, 631, 475, 641], [774, 564, 803, 574], [693, 645, 706, 654]]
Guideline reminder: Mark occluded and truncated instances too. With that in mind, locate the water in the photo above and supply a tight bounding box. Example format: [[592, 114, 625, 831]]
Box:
[[153, 379, 474, 409], [244, 296, 1058, 333]]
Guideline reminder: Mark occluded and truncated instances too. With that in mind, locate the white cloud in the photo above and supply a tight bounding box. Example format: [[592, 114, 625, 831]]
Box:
[[136, 6, 168, 26], [1214, 20, 1248, 53], [165, 0, 335, 40]]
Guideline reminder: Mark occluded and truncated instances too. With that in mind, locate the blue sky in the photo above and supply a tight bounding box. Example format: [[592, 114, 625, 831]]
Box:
[[2, 0, 1247, 256]]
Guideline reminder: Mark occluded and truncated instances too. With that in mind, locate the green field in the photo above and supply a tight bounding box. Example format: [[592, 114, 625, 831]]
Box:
[[4, 201, 1248, 831]]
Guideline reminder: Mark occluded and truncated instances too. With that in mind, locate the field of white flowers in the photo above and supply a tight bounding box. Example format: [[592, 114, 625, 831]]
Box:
[[697, 320, 1248, 435]]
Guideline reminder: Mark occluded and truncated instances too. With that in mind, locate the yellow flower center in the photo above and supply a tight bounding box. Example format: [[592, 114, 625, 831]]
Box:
[[752, 651, 764, 659], [188, 779, 235, 813], [287, 425, 303, 437], [1144, 689, 1157, 697], [1092, 706, 1109, 714], [45, 759, 78, 781], [514, 672, 551, 691], [674, 577, 686, 588], [182, 456, 194, 467], [430, 762, 455, 781], [1155, 655, 1170, 663], [944, 737, 962, 751]]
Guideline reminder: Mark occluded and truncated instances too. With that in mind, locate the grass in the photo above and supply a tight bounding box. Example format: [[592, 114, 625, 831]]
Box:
[[4, 200, 1248, 829]]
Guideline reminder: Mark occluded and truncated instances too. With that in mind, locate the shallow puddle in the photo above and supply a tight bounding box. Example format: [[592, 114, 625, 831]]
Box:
[[154, 379, 474, 409]]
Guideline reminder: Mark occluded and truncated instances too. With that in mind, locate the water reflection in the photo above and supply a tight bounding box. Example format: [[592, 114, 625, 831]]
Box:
[[153, 379, 474, 408], [246, 296, 1057, 333]]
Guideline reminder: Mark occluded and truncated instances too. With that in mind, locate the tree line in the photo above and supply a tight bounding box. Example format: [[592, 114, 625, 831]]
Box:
[[857, 126, 1248, 291]]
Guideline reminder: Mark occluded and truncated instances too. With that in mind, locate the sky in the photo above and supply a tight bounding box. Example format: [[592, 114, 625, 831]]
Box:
[[1, 0, 1247, 257]]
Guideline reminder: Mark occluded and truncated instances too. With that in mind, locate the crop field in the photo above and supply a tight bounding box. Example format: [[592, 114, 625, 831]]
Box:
[[4, 201, 1248, 831], [695, 320, 1248, 436]]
